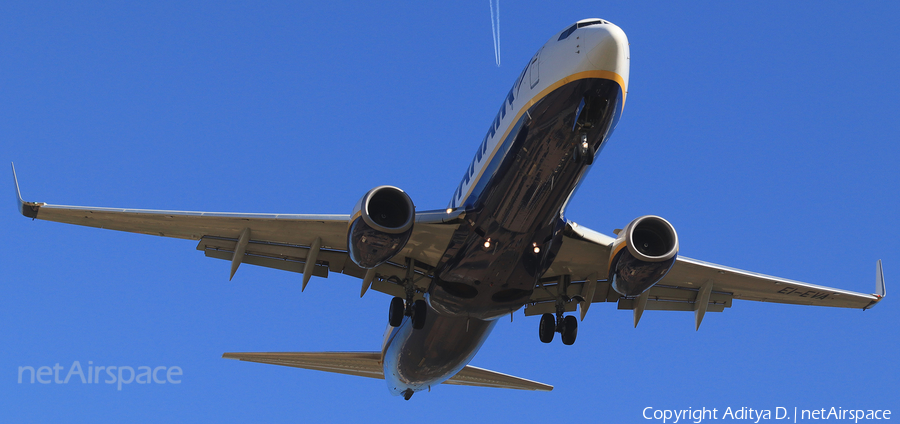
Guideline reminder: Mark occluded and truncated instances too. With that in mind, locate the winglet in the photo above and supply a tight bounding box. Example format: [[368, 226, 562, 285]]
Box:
[[864, 260, 886, 311], [11, 162, 40, 218], [876, 259, 886, 299]]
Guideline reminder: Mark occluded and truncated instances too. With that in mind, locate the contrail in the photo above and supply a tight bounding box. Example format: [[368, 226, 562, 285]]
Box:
[[489, 0, 500, 66]]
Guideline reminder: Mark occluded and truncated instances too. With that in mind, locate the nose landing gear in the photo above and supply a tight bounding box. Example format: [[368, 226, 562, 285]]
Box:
[[573, 133, 594, 165]]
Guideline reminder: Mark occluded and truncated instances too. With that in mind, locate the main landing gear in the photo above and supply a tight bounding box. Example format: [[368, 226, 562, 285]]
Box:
[[387, 258, 427, 330], [538, 275, 579, 345], [388, 297, 427, 329], [539, 312, 577, 345]]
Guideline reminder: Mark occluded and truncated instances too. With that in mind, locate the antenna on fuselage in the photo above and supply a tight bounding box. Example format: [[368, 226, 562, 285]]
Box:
[[489, 0, 500, 66]]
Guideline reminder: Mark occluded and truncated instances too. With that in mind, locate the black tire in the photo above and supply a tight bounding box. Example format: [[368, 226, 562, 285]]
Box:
[[539, 313, 555, 343], [412, 299, 427, 330], [561, 315, 578, 345], [389, 297, 404, 327], [583, 142, 594, 165], [574, 138, 593, 165]]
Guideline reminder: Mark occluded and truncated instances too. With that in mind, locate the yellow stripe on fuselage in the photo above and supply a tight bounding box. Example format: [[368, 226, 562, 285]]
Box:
[[459, 70, 627, 205]]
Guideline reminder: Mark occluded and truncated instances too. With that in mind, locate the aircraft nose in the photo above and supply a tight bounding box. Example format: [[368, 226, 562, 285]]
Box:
[[584, 23, 630, 89]]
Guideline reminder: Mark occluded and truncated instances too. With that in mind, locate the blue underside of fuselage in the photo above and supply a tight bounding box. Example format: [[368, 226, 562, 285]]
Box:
[[383, 314, 497, 396], [459, 81, 623, 210], [383, 77, 624, 396]]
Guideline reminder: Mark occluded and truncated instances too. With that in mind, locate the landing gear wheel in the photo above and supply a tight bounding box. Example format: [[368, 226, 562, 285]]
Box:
[[411, 299, 427, 330], [575, 134, 593, 165], [561, 315, 578, 345], [539, 313, 555, 343], [389, 297, 404, 327]]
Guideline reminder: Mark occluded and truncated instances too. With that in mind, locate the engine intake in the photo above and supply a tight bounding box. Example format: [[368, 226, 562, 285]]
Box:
[[608, 215, 678, 296], [348, 186, 415, 269]]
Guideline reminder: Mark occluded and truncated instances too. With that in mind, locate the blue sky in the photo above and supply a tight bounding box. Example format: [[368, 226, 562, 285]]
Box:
[[3, 1, 898, 422]]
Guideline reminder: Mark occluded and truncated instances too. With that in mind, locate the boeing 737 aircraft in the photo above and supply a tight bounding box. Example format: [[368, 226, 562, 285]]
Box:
[[13, 19, 886, 400]]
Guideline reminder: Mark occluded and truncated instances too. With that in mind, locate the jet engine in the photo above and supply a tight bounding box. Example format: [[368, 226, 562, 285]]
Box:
[[608, 215, 678, 296], [347, 186, 415, 269]]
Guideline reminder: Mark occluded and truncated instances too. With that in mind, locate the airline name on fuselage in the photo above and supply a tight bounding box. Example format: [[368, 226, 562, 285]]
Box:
[[449, 57, 537, 209]]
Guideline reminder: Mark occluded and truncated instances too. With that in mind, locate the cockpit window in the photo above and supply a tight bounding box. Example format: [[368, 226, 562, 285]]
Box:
[[559, 20, 607, 41], [577, 20, 606, 28], [558, 24, 577, 41]]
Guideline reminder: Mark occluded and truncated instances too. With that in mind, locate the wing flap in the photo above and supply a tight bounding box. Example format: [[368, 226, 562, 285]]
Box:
[[616, 297, 726, 312], [196, 236, 412, 298], [525, 281, 733, 316]]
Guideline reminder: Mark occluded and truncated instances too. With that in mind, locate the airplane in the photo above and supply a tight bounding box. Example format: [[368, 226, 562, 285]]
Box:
[[12, 19, 886, 400]]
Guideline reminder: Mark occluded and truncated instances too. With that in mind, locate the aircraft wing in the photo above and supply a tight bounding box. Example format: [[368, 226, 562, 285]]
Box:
[[12, 164, 461, 296], [13, 164, 885, 328], [529, 220, 885, 329]]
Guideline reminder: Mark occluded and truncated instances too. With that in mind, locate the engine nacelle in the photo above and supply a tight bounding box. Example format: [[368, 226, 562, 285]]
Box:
[[347, 186, 415, 269], [608, 215, 679, 296]]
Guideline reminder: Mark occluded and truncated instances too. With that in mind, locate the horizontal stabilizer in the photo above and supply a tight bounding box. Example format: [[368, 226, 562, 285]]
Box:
[[222, 351, 552, 391], [442, 364, 553, 391], [223, 352, 384, 380]]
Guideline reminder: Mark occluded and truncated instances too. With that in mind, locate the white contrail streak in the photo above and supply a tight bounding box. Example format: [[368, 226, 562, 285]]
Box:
[[489, 0, 500, 66]]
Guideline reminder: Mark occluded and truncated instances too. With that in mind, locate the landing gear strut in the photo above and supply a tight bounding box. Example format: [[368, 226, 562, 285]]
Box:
[[387, 258, 428, 329], [537, 275, 578, 345]]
